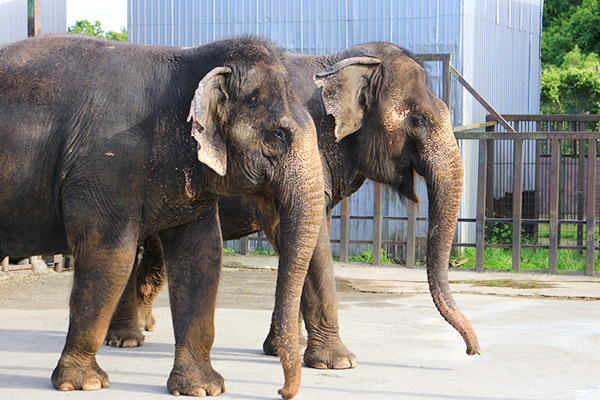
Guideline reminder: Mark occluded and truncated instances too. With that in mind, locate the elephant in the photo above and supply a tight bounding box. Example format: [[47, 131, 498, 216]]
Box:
[[111, 41, 481, 370], [0, 34, 325, 399]]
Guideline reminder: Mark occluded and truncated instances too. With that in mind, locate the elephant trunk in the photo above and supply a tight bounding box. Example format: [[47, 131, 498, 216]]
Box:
[[421, 122, 480, 356], [273, 143, 325, 399]]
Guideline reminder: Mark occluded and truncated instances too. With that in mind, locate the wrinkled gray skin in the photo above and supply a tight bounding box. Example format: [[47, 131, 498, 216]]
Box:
[[111, 42, 480, 370], [0, 35, 324, 399]]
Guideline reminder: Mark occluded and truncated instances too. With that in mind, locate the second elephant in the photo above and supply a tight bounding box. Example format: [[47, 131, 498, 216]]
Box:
[[111, 41, 481, 369]]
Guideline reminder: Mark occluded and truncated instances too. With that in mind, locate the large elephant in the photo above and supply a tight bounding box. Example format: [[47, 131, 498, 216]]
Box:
[[113, 42, 480, 369], [0, 35, 324, 399]]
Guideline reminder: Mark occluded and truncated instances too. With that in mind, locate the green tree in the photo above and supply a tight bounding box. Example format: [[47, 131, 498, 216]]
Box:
[[540, 47, 600, 115], [67, 20, 127, 42], [542, 0, 600, 66]]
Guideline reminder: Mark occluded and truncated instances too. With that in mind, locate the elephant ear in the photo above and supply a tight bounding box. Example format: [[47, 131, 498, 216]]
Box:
[[188, 66, 232, 176], [314, 57, 381, 142]]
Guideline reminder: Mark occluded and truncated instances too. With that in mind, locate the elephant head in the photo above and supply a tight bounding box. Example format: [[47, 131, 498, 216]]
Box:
[[187, 47, 324, 398], [314, 43, 480, 356]]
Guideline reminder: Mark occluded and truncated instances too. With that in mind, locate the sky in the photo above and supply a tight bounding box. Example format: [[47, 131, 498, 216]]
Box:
[[66, 0, 127, 32]]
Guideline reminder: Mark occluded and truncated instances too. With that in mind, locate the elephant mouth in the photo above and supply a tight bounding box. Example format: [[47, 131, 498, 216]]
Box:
[[395, 168, 419, 204]]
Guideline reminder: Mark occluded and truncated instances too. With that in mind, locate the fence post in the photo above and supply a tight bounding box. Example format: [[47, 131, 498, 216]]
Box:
[[2, 257, 8, 272], [339, 197, 350, 263], [406, 198, 417, 268], [476, 139, 488, 272], [577, 128, 586, 247], [239, 237, 249, 255], [548, 139, 561, 274], [586, 139, 597, 276], [372, 182, 383, 266], [53, 254, 63, 272], [485, 117, 495, 240], [28, 0, 42, 38], [442, 55, 452, 108], [512, 136, 523, 272]]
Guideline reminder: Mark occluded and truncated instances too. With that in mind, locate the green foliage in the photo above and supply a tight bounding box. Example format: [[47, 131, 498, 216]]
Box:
[[542, 0, 600, 66], [540, 47, 600, 115], [67, 20, 127, 42], [348, 248, 392, 264], [249, 247, 275, 256], [488, 222, 513, 245], [450, 247, 599, 272], [223, 246, 236, 254]]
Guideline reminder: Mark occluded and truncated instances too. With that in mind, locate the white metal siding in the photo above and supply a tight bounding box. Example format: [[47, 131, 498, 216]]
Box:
[[128, 0, 542, 256], [0, 0, 27, 42], [0, 0, 66, 44]]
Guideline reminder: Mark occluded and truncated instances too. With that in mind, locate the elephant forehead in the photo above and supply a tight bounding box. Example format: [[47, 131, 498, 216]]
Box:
[[381, 97, 409, 131]]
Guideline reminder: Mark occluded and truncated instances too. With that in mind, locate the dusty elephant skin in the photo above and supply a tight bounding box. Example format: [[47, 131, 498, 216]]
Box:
[[0, 35, 324, 399], [115, 42, 480, 368]]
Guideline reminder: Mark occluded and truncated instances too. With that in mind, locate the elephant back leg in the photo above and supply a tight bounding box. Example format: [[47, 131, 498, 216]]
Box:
[[105, 247, 146, 348], [108, 235, 166, 345]]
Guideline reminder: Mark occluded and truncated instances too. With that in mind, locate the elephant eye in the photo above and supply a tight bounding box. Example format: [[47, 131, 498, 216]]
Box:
[[262, 128, 289, 159], [411, 114, 430, 128], [269, 129, 286, 142]]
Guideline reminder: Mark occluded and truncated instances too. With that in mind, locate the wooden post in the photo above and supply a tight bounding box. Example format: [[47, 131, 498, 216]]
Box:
[[476, 139, 488, 272], [53, 254, 63, 272], [577, 125, 586, 247], [2, 257, 8, 272], [442, 55, 452, 108], [485, 116, 495, 240], [548, 139, 561, 274], [534, 121, 542, 239], [239, 237, 249, 255], [406, 197, 417, 268], [27, 0, 42, 38], [512, 137, 524, 272], [372, 182, 383, 266], [586, 139, 597, 276], [339, 197, 350, 263]]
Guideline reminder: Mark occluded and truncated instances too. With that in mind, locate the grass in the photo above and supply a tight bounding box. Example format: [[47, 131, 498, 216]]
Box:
[[451, 246, 600, 272], [333, 248, 394, 264]]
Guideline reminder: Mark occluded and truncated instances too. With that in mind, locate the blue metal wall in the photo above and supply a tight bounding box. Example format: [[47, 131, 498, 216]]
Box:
[[128, 0, 542, 259], [0, 0, 66, 43]]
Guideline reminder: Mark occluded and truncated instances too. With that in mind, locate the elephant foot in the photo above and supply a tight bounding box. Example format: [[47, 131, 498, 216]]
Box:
[[105, 325, 145, 348], [137, 304, 157, 332], [51, 359, 110, 391], [262, 330, 307, 357], [303, 339, 356, 369], [167, 362, 225, 396]]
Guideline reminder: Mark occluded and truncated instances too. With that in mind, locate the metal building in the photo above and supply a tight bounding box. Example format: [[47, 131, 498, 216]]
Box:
[[0, 0, 66, 43], [128, 0, 542, 259]]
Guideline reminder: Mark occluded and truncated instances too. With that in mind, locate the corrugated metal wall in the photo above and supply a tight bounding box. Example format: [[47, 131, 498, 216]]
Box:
[[128, 0, 542, 259], [0, 0, 66, 44]]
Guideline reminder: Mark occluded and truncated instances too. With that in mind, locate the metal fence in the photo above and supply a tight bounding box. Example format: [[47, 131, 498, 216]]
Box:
[[233, 115, 599, 277]]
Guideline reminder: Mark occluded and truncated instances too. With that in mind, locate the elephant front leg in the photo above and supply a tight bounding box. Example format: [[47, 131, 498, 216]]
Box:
[[263, 213, 356, 369], [52, 234, 139, 391], [159, 213, 225, 396]]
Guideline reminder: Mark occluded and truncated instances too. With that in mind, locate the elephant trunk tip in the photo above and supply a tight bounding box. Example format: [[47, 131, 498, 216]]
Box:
[[467, 344, 481, 356], [278, 383, 299, 399], [462, 329, 481, 356]]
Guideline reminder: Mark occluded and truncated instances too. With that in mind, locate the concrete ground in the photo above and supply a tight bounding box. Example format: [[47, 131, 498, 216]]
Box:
[[0, 254, 599, 400]]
